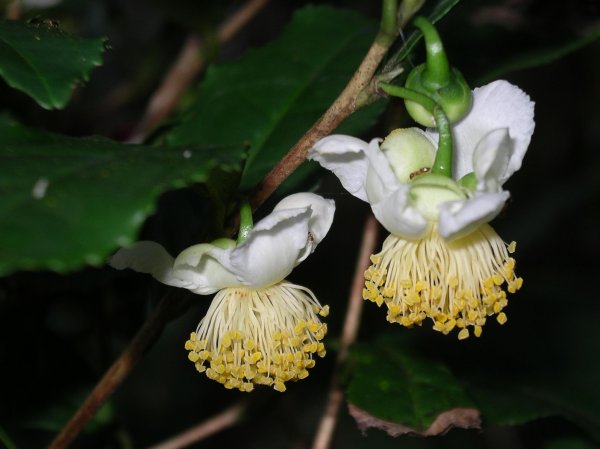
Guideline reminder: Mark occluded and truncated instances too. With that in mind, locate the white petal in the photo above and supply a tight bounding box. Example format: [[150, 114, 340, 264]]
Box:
[[427, 80, 535, 180], [473, 128, 511, 192], [272, 192, 335, 248], [371, 184, 428, 239], [309, 135, 370, 201], [224, 208, 313, 288], [171, 243, 240, 294], [364, 138, 400, 205], [109, 241, 190, 288], [438, 191, 510, 240]]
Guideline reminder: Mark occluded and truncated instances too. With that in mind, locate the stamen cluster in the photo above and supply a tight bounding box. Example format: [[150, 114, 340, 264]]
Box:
[[185, 283, 328, 392], [362, 224, 522, 339]]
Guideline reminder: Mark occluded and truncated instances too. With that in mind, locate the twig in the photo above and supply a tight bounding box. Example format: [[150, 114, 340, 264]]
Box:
[[147, 402, 245, 449], [6, 0, 20, 20], [249, 40, 389, 209], [248, 0, 427, 210], [311, 215, 379, 449], [47, 294, 176, 449], [128, 0, 271, 144]]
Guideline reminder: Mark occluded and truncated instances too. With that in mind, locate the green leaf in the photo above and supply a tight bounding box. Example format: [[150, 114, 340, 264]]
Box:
[[0, 19, 106, 109], [382, 0, 461, 74], [0, 117, 245, 275], [478, 26, 600, 83], [346, 335, 480, 436], [545, 436, 599, 449], [0, 425, 18, 449], [167, 5, 380, 191], [467, 384, 558, 427], [19, 389, 114, 434]]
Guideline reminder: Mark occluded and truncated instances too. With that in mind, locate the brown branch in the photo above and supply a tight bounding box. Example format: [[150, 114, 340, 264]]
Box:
[[47, 294, 176, 449], [146, 402, 245, 449], [249, 40, 389, 209], [311, 215, 379, 449], [128, 0, 271, 144], [6, 0, 20, 20]]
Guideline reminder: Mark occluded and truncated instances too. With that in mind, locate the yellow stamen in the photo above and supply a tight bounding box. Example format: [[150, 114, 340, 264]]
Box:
[[363, 224, 521, 340], [184, 282, 327, 393]]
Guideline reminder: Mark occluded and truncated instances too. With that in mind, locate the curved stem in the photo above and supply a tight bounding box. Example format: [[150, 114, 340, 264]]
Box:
[[377, 0, 398, 46], [378, 83, 437, 111], [378, 82, 453, 177], [413, 16, 449, 89], [237, 201, 253, 244], [431, 105, 453, 177]]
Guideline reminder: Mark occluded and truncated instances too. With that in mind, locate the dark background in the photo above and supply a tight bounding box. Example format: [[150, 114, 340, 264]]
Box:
[[1, 0, 600, 448]]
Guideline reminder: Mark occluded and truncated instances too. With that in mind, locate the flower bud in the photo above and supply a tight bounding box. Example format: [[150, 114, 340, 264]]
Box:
[[380, 128, 436, 182], [404, 17, 472, 127]]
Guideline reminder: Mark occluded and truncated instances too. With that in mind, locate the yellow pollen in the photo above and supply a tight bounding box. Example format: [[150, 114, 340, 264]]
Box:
[[458, 328, 469, 340], [184, 282, 327, 393], [363, 224, 521, 340]]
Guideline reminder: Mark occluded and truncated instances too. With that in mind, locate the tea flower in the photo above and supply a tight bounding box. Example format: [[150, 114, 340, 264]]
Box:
[[309, 80, 534, 339], [110, 193, 335, 391]]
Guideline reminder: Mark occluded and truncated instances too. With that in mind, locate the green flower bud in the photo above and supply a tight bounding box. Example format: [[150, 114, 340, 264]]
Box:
[[409, 173, 466, 220], [404, 17, 472, 127], [381, 128, 436, 183]]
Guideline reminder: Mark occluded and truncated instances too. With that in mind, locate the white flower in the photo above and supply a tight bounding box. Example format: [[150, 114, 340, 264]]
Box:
[[309, 80, 534, 339], [309, 80, 534, 240], [110, 192, 335, 392]]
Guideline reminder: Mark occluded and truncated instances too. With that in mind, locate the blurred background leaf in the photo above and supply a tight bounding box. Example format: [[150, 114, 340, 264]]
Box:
[[167, 5, 384, 191]]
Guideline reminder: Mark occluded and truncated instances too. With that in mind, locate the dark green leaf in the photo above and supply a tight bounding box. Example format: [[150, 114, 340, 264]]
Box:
[[346, 335, 480, 436], [545, 436, 599, 449], [20, 390, 114, 434], [167, 5, 380, 191], [416, 283, 600, 439], [478, 26, 600, 83], [0, 19, 105, 109], [0, 425, 18, 449], [0, 117, 245, 275]]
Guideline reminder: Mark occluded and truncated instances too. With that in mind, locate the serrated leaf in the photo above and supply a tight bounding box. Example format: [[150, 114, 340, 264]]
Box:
[[0, 19, 105, 109], [167, 5, 381, 191], [346, 336, 480, 436], [0, 117, 245, 275]]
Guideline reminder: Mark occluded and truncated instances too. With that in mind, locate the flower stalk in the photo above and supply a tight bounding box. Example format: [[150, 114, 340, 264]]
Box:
[[379, 82, 453, 178], [237, 201, 254, 244], [413, 16, 450, 89], [377, 0, 399, 46]]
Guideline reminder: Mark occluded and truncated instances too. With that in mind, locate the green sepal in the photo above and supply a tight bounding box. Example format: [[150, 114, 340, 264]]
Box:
[[458, 172, 477, 191], [211, 238, 236, 249], [404, 17, 472, 127]]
